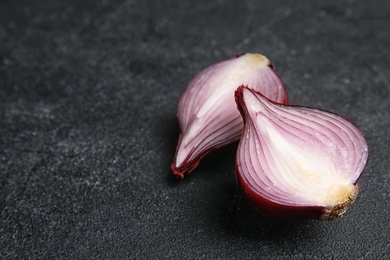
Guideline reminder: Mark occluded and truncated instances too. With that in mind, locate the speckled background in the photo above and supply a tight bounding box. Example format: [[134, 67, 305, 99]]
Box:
[[1, 0, 389, 259]]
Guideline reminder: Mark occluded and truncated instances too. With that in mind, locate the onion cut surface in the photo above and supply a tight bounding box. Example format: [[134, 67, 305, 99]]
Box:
[[172, 53, 288, 178], [235, 86, 368, 220]]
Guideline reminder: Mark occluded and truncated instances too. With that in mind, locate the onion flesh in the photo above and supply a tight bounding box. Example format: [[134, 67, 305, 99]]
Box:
[[235, 86, 368, 220], [172, 53, 288, 178]]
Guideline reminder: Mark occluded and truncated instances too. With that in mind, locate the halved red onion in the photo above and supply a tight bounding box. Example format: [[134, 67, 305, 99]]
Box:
[[172, 53, 288, 178], [235, 86, 368, 220]]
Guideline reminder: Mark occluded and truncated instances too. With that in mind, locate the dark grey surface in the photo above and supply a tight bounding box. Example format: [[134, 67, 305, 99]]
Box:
[[1, 0, 389, 259]]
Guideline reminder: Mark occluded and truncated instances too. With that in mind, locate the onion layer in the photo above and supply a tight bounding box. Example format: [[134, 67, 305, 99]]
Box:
[[235, 86, 368, 220], [172, 53, 288, 178]]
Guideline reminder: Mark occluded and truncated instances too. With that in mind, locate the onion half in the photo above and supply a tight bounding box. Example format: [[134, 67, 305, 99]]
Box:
[[172, 53, 288, 178], [235, 86, 368, 220]]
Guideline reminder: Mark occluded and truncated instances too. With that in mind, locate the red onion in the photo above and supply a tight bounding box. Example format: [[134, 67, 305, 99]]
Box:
[[235, 86, 368, 220], [172, 53, 288, 178]]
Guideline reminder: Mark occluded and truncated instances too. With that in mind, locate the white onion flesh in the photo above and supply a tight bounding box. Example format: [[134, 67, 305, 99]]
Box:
[[236, 86, 368, 209], [172, 53, 287, 177]]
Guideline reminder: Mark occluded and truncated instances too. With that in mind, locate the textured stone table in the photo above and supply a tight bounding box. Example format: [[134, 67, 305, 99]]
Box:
[[1, 0, 389, 258]]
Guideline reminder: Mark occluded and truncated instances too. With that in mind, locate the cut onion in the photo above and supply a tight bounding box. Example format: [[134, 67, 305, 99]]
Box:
[[235, 86, 368, 220], [172, 53, 288, 178]]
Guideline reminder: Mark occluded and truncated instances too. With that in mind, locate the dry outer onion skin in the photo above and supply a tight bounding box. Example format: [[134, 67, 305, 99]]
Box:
[[235, 86, 368, 220], [172, 53, 288, 178]]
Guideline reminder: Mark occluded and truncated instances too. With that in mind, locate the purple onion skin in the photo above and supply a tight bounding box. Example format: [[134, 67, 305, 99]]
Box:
[[171, 135, 220, 178], [234, 86, 366, 220]]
